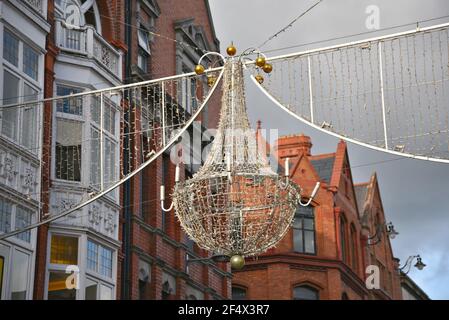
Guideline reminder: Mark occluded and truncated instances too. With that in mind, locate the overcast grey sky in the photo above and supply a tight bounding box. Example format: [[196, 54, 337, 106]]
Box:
[[209, 0, 449, 299]]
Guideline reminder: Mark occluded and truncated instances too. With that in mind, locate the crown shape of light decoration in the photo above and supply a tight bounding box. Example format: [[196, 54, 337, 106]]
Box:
[[172, 58, 302, 259], [160, 47, 320, 269]]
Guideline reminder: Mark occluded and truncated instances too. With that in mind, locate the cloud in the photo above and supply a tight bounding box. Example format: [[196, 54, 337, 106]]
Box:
[[209, 0, 449, 299]]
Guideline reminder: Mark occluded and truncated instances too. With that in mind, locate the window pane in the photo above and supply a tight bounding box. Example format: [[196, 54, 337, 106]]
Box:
[[50, 235, 78, 265], [0, 197, 13, 233], [15, 206, 32, 242], [91, 96, 100, 125], [22, 84, 38, 150], [304, 231, 315, 254], [100, 284, 113, 300], [295, 205, 314, 216], [293, 286, 319, 300], [85, 278, 98, 300], [87, 240, 98, 272], [138, 29, 150, 53], [231, 287, 246, 300], [293, 229, 304, 253], [99, 246, 113, 278], [3, 30, 19, 66], [138, 50, 148, 72], [292, 217, 302, 229], [56, 119, 82, 181], [104, 138, 116, 186], [2, 71, 20, 141], [90, 128, 100, 187], [56, 86, 83, 115], [303, 217, 314, 230], [47, 271, 76, 300], [23, 44, 39, 80], [11, 250, 29, 299], [104, 104, 115, 135]]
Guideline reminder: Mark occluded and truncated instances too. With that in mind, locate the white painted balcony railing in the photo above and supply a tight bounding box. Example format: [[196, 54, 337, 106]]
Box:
[[55, 20, 123, 80]]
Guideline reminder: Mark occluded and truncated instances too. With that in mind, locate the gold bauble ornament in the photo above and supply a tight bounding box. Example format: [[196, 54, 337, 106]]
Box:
[[226, 44, 237, 56], [195, 64, 205, 75], [255, 56, 266, 68], [207, 75, 216, 87], [230, 255, 245, 270], [262, 63, 273, 74], [255, 75, 264, 84]]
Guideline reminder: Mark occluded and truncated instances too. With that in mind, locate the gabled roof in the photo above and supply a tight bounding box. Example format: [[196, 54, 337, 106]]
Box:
[[310, 156, 335, 184], [354, 183, 369, 215]]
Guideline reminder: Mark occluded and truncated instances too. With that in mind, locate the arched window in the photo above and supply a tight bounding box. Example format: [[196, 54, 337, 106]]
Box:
[[350, 224, 358, 271], [342, 292, 349, 300], [293, 285, 319, 300], [340, 215, 347, 263], [292, 205, 316, 254], [231, 286, 247, 300]]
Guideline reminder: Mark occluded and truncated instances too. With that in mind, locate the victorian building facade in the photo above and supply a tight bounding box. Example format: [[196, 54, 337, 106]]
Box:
[[121, 0, 230, 300], [0, 0, 49, 301], [232, 134, 404, 300], [0, 0, 229, 300]]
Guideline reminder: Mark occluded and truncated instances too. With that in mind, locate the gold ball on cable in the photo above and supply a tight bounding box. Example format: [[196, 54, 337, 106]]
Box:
[[262, 63, 273, 74], [255, 75, 264, 84], [195, 64, 205, 75], [207, 74, 216, 87], [255, 56, 266, 68], [230, 255, 245, 270], [226, 44, 237, 56]]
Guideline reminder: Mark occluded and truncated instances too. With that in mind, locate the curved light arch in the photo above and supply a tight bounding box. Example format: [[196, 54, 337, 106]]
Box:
[[244, 22, 449, 164], [247, 70, 449, 164], [0, 67, 225, 240]]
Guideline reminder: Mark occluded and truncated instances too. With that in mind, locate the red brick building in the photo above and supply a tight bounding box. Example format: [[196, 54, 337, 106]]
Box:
[[120, 0, 230, 300], [0, 0, 229, 300], [232, 133, 403, 300]]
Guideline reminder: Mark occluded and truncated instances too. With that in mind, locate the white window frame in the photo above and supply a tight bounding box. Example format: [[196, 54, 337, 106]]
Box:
[[45, 230, 117, 300], [0, 239, 35, 300], [1, 26, 42, 154], [0, 195, 37, 248], [52, 83, 120, 196]]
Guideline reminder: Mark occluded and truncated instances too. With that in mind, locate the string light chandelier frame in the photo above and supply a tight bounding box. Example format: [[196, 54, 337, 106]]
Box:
[[161, 45, 320, 269]]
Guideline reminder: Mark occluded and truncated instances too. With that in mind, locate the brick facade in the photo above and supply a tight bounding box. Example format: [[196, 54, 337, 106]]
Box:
[[119, 0, 231, 300], [29, 0, 230, 300], [232, 133, 403, 300]]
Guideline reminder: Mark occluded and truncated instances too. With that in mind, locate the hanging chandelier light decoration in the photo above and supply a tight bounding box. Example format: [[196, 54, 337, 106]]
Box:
[[161, 45, 320, 269]]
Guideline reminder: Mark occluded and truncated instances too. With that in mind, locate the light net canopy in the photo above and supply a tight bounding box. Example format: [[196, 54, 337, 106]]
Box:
[[248, 23, 449, 163], [173, 60, 300, 257]]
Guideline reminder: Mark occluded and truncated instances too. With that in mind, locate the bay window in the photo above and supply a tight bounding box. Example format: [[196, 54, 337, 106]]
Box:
[[0, 196, 33, 243], [3, 30, 19, 66], [2, 71, 20, 141], [23, 44, 39, 80], [47, 271, 76, 300], [0, 244, 34, 300], [55, 85, 119, 190], [47, 233, 116, 300], [1, 29, 41, 153], [10, 250, 30, 300]]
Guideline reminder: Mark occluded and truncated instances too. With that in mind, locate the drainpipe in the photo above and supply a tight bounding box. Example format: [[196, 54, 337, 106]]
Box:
[[122, 0, 133, 300]]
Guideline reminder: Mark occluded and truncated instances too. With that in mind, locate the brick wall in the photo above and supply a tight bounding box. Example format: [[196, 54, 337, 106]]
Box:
[[122, 0, 230, 300], [233, 134, 401, 300]]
